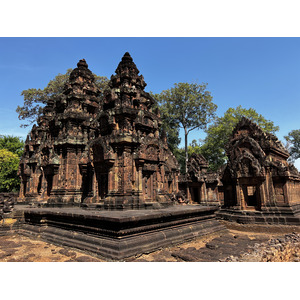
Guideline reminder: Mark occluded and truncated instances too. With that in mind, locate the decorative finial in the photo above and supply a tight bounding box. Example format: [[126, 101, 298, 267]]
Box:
[[77, 59, 88, 69]]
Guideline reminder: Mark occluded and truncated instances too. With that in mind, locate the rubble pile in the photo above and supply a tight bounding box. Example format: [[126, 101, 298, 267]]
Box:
[[223, 232, 300, 262]]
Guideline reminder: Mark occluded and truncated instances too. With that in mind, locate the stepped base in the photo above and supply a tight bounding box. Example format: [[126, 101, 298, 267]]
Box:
[[20, 204, 225, 260], [217, 204, 300, 225]]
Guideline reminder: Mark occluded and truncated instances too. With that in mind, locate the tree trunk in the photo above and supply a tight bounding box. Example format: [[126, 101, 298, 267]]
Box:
[[184, 127, 188, 174]]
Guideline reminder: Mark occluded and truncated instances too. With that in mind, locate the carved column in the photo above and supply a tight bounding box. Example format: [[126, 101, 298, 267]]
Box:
[[283, 180, 290, 204], [235, 179, 242, 209]]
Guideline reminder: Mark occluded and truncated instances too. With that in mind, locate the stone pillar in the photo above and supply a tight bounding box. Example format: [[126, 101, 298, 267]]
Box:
[[235, 180, 242, 209], [267, 172, 276, 206], [186, 186, 190, 202], [259, 181, 267, 208], [241, 185, 247, 210], [135, 161, 143, 198], [93, 167, 99, 201], [201, 182, 207, 205], [123, 147, 133, 194], [52, 165, 60, 191], [283, 180, 290, 204]]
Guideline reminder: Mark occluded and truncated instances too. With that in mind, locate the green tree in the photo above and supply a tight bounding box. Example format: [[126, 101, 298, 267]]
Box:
[[201, 105, 279, 171], [0, 135, 24, 157], [0, 135, 24, 192], [0, 149, 20, 192], [156, 82, 217, 173], [16, 69, 109, 127], [285, 129, 300, 162], [151, 92, 181, 152]]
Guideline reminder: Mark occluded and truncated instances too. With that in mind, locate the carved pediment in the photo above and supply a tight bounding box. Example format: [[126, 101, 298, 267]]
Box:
[[227, 123, 266, 178], [229, 149, 263, 177], [187, 153, 209, 182]]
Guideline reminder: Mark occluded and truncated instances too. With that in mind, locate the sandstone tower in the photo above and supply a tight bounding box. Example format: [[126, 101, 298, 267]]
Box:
[[18, 53, 179, 209]]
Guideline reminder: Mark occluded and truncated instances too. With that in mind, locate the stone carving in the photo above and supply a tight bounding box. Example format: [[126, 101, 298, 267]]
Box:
[[0, 194, 15, 216], [221, 117, 300, 215], [179, 153, 222, 206], [18, 53, 180, 209]]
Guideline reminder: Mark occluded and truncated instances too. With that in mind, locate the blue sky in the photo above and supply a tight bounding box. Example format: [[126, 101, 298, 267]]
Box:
[[1, 37, 300, 167]]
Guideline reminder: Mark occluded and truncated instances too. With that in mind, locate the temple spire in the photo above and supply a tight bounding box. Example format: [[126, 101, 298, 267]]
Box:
[[115, 51, 139, 75]]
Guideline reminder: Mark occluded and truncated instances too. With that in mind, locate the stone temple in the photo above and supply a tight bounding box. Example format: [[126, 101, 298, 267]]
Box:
[[18, 53, 179, 209], [179, 153, 223, 206], [17, 53, 224, 259], [14, 53, 300, 260], [218, 117, 300, 224]]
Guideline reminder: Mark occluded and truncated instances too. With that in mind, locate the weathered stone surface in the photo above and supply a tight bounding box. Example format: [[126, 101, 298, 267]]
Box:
[[1, 227, 300, 262], [20, 205, 225, 260], [179, 153, 222, 206], [14, 52, 226, 259], [218, 117, 300, 225], [18, 53, 179, 210], [223, 232, 300, 262], [0, 193, 15, 216]]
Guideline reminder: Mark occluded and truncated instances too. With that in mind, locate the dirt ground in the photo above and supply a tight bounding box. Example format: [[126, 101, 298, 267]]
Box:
[[0, 221, 299, 262]]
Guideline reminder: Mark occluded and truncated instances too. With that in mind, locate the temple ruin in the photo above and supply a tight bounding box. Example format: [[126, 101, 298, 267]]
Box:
[[18, 53, 179, 209], [14, 53, 300, 260], [179, 153, 223, 206], [16, 53, 224, 259], [218, 117, 300, 224]]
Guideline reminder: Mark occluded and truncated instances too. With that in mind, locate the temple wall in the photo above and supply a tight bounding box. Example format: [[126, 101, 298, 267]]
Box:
[[285, 179, 300, 205], [206, 183, 219, 202]]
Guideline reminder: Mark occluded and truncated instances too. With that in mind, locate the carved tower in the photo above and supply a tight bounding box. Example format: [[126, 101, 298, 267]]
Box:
[[85, 52, 179, 209], [18, 53, 179, 209]]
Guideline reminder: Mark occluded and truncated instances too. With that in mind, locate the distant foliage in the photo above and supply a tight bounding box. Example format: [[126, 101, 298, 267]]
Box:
[[0, 135, 24, 192], [16, 69, 109, 127], [0, 149, 20, 192], [0, 135, 24, 157], [285, 129, 300, 162], [151, 92, 181, 152]]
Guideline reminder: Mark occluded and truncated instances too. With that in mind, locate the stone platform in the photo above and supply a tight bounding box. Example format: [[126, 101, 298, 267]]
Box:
[[19, 205, 225, 260], [217, 204, 300, 225]]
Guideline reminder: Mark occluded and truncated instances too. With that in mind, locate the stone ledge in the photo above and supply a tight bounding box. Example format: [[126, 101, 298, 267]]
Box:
[[217, 207, 300, 225], [19, 205, 226, 260]]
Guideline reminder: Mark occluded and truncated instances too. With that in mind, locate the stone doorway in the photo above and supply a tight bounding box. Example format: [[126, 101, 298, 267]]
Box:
[[98, 173, 108, 199], [95, 170, 108, 200], [46, 175, 53, 197], [242, 184, 261, 210], [191, 187, 200, 203]]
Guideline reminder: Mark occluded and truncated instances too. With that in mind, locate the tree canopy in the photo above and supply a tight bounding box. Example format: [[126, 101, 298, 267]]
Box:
[[151, 92, 181, 152], [285, 129, 300, 162], [155, 82, 217, 173], [0, 135, 24, 157], [0, 135, 24, 192], [200, 105, 279, 171], [0, 149, 20, 192], [16, 69, 109, 128]]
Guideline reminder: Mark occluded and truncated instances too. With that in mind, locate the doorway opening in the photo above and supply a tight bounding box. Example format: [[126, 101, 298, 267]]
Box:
[[192, 187, 200, 203], [242, 184, 260, 210]]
